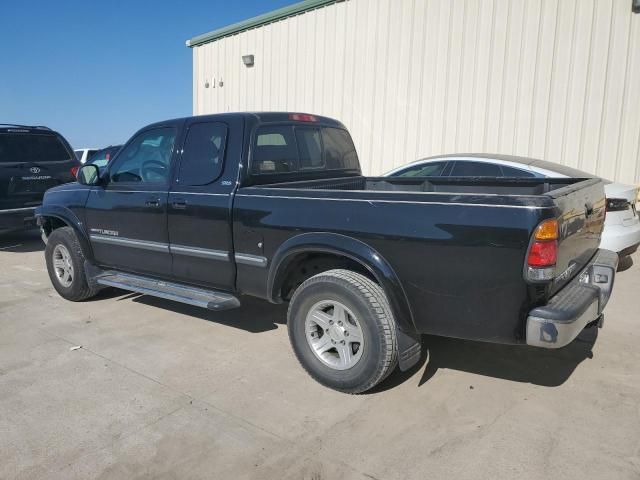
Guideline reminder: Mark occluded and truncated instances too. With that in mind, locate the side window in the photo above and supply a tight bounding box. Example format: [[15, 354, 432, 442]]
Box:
[[450, 161, 502, 177], [393, 162, 447, 177], [252, 126, 297, 174], [500, 165, 536, 177], [295, 127, 323, 169], [179, 122, 227, 186], [109, 128, 176, 184], [322, 128, 358, 170]]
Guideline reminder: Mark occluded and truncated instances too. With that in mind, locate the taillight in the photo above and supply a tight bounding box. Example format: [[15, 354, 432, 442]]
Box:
[[606, 198, 629, 212], [526, 219, 558, 281], [528, 241, 558, 267], [289, 113, 317, 122], [70, 166, 79, 177]]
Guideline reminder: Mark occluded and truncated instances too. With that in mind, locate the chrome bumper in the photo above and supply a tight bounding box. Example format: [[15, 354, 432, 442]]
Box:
[[526, 249, 618, 349]]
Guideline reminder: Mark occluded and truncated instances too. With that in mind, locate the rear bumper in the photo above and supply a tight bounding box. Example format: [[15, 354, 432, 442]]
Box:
[[600, 221, 640, 255], [0, 207, 39, 232], [526, 249, 618, 349]]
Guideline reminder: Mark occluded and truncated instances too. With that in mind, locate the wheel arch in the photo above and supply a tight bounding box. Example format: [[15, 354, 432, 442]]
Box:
[[268, 232, 416, 333], [36, 206, 94, 262]]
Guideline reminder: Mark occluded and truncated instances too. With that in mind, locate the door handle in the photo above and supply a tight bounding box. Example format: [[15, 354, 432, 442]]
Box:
[[145, 198, 161, 207], [172, 199, 187, 210]]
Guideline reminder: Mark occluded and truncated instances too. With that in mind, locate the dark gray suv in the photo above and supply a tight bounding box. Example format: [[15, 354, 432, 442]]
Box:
[[0, 124, 79, 233]]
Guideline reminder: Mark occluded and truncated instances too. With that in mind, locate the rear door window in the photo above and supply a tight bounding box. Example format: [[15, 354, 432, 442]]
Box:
[[179, 122, 227, 185], [500, 165, 536, 177], [450, 161, 502, 177], [0, 133, 72, 163], [392, 162, 448, 177]]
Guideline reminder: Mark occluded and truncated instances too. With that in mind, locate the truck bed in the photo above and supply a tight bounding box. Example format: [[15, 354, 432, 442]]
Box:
[[257, 175, 585, 197], [235, 175, 605, 344]]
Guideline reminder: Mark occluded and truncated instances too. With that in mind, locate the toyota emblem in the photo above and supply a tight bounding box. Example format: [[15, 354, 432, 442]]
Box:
[[30, 167, 41, 174]]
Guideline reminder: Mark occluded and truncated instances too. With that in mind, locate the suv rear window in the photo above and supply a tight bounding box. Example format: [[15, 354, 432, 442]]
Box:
[[252, 125, 358, 175], [0, 133, 72, 163]]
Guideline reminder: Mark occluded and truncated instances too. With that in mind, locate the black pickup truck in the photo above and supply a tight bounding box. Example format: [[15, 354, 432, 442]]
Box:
[[36, 112, 618, 393]]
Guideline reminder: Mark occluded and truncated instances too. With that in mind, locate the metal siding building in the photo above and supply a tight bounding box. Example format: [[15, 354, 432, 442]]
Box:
[[188, 0, 640, 184]]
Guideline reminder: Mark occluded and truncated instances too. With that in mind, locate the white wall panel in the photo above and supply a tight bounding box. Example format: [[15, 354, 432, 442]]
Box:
[[193, 0, 640, 184]]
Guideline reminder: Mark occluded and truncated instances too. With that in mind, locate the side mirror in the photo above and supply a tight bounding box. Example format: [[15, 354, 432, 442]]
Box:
[[77, 164, 100, 186]]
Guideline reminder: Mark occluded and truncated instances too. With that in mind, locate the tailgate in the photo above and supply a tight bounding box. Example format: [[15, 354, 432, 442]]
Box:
[[549, 178, 606, 295], [0, 130, 77, 210], [0, 162, 71, 209]]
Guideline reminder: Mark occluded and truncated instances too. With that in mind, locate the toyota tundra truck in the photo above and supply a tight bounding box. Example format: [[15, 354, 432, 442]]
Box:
[[35, 112, 618, 393]]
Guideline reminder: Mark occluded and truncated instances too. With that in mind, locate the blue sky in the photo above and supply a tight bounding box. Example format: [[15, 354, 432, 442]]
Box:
[[0, 0, 294, 148]]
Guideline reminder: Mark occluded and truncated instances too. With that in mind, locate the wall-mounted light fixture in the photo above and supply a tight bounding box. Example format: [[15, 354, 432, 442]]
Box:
[[633, 0, 640, 13], [242, 55, 255, 67]]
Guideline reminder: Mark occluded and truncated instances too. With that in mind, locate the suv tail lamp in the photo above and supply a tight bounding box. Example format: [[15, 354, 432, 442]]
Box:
[[526, 219, 558, 281], [289, 113, 317, 122], [70, 166, 79, 177]]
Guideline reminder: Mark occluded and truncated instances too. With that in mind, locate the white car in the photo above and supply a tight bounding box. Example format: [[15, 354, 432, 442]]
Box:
[[385, 154, 640, 260], [74, 148, 98, 164]]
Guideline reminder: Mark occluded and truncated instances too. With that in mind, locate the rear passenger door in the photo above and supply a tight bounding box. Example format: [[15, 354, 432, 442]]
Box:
[[167, 119, 240, 290]]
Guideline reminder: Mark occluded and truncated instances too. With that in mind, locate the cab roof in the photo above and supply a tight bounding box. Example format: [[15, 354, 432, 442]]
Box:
[[142, 112, 345, 130]]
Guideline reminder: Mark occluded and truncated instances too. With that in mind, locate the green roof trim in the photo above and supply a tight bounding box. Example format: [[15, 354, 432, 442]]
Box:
[[186, 0, 341, 47]]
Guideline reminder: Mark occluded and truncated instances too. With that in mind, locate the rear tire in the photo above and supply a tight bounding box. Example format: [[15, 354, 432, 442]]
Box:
[[45, 227, 97, 301], [287, 269, 398, 393]]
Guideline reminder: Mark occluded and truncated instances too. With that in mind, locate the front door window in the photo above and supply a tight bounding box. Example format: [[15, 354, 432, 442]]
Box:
[[109, 128, 176, 184]]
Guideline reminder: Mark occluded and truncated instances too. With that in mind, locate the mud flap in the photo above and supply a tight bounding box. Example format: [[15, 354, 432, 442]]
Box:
[[397, 328, 422, 371]]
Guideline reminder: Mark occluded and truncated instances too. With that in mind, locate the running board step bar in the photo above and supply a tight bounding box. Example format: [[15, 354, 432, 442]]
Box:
[[93, 270, 240, 311]]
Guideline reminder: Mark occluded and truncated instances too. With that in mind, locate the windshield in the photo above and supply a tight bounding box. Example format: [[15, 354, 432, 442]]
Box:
[[0, 133, 73, 163]]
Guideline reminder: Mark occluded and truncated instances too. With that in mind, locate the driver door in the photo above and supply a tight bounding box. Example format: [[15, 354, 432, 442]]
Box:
[[84, 126, 178, 276]]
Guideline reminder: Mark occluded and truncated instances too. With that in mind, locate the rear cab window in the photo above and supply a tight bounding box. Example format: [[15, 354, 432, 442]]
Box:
[[252, 126, 297, 174], [0, 131, 73, 164], [250, 123, 359, 181]]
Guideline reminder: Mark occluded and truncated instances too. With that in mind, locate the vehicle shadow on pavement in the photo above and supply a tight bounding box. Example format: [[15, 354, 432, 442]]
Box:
[[372, 327, 598, 392], [0, 229, 43, 253], [128, 294, 288, 333]]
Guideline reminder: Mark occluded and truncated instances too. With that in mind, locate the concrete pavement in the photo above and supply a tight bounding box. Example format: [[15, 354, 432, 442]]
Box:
[[1, 230, 639, 479]]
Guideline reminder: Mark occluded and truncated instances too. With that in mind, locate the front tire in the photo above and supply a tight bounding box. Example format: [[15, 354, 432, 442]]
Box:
[[287, 269, 398, 393], [45, 227, 97, 301]]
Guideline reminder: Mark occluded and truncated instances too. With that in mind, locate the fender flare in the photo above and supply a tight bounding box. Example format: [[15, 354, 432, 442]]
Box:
[[36, 205, 94, 262], [268, 232, 417, 333]]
